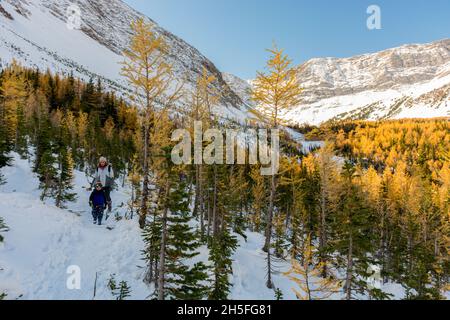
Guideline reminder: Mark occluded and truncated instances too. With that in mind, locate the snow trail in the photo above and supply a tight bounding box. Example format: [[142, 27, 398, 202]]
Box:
[[0, 154, 148, 299]]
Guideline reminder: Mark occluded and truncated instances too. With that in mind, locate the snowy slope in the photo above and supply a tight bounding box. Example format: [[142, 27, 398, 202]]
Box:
[[222, 40, 450, 125], [0, 153, 410, 300], [0, 0, 255, 123], [0, 154, 150, 299], [0, 154, 300, 300]]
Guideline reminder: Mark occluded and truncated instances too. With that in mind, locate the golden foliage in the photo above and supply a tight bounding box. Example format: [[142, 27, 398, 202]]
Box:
[[252, 45, 303, 127], [284, 235, 342, 300]]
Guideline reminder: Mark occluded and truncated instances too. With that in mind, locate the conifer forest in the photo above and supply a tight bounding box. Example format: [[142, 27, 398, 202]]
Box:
[[0, 2, 449, 302]]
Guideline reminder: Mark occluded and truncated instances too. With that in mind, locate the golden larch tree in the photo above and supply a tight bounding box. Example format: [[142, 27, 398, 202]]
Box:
[[121, 18, 183, 229], [252, 45, 303, 288]]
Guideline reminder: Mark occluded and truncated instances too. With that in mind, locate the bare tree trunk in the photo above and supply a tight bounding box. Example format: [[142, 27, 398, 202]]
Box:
[[198, 165, 205, 239], [121, 167, 126, 188], [193, 165, 200, 216], [145, 255, 153, 284], [139, 124, 149, 229], [212, 166, 218, 236], [207, 189, 211, 239], [130, 185, 135, 220], [145, 212, 158, 284], [285, 204, 291, 230], [263, 175, 276, 252], [380, 208, 387, 283], [266, 246, 274, 289], [264, 174, 276, 289], [305, 269, 312, 300], [92, 272, 98, 300], [319, 190, 328, 277], [408, 234, 414, 275], [157, 180, 170, 300], [345, 234, 354, 300], [154, 259, 159, 291]]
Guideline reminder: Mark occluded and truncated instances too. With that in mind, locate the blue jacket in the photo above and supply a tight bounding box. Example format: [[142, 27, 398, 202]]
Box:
[[89, 189, 107, 208]]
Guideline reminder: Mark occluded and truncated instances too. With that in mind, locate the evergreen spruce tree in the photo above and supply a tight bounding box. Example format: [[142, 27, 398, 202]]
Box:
[[0, 119, 11, 184], [117, 281, 132, 300], [63, 71, 76, 110], [274, 288, 283, 300], [273, 212, 287, 258], [142, 210, 162, 285], [164, 179, 209, 300], [14, 99, 29, 158], [31, 92, 51, 173], [143, 158, 209, 300], [228, 165, 249, 241], [208, 226, 238, 300], [37, 146, 58, 202], [54, 148, 76, 208], [108, 274, 132, 300], [206, 165, 241, 300], [34, 113, 58, 202], [80, 77, 97, 114], [250, 165, 266, 233], [331, 162, 387, 300], [141, 110, 208, 300]]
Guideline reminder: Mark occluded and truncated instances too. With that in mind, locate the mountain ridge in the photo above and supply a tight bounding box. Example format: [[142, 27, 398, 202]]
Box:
[[222, 38, 450, 125]]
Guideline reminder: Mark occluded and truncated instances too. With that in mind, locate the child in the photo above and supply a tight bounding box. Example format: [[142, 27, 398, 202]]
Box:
[[89, 182, 107, 225]]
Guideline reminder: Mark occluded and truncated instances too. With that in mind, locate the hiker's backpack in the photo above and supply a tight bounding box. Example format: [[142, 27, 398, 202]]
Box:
[[97, 165, 114, 188]]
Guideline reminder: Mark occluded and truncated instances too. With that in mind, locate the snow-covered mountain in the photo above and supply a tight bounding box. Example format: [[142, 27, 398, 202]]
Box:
[[1, 1, 449, 126], [0, 0, 254, 122], [223, 39, 450, 125]]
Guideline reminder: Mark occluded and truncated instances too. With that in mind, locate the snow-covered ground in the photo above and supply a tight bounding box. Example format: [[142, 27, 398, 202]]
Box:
[[0, 154, 149, 299], [0, 153, 427, 300], [0, 153, 297, 300]]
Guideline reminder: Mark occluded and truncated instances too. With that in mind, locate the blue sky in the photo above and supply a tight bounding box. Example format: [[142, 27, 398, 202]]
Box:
[[123, 0, 450, 79]]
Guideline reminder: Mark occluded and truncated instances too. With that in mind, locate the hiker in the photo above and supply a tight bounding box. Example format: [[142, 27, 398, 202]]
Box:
[[89, 182, 107, 225], [94, 157, 114, 212]]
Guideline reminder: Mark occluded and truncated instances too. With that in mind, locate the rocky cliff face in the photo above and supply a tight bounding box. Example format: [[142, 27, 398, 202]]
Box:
[[298, 39, 450, 104]]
